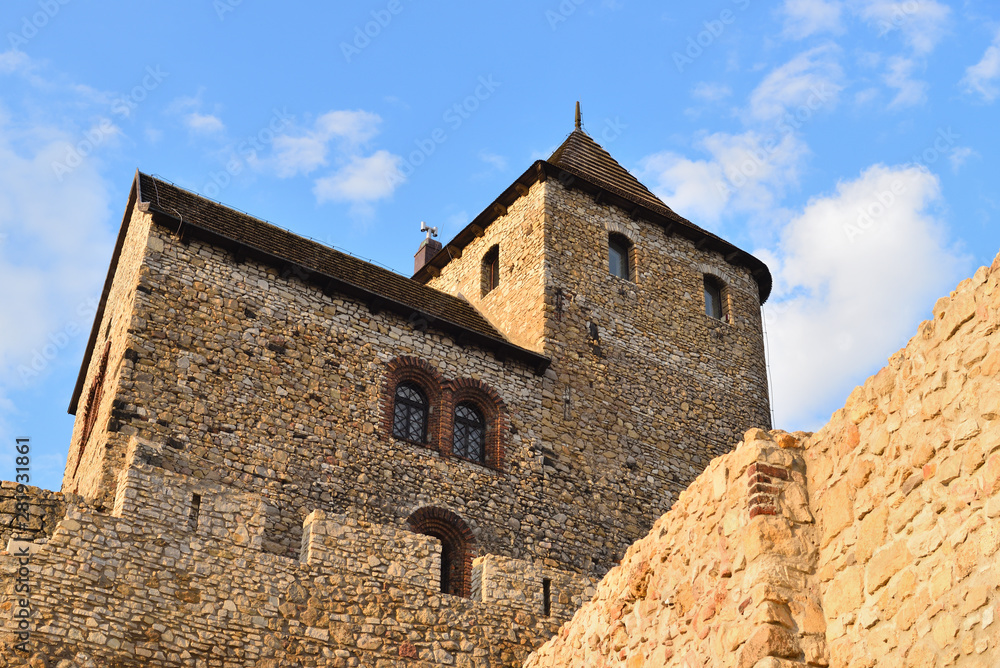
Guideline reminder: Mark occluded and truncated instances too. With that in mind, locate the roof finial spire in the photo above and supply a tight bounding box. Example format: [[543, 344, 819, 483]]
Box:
[[575, 101, 582, 131]]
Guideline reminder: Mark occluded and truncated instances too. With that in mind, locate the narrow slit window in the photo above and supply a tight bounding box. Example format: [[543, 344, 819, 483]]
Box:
[[704, 276, 725, 320], [543, 577, 552, 616], [189, 493, 202, 530]]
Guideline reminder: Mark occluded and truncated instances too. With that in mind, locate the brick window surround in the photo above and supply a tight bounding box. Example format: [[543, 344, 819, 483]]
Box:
[[441, 377, 508, 470], [380, 356, 444, 449], [407, 506, 476, 598], [380, 357, 509, 471]]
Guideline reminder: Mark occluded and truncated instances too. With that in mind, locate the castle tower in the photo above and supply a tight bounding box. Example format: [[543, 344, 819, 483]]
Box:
[[417, 115, 772, 544]]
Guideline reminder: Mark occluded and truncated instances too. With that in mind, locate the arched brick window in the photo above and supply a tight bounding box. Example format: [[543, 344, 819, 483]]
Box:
[[443, 378, 507, 470], [453, 403, 485, 463], [408, 507, 475, 598], [393, 382, 429, 443], [381, 357, 443, 449]]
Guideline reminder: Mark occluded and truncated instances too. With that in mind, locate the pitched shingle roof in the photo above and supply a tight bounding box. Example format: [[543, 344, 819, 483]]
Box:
[[137, 173, 517, 343], [70, 173, 549, 413]]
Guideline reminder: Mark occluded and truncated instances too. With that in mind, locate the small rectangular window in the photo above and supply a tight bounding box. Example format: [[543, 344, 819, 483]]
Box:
[[543, 577, 552, 616]]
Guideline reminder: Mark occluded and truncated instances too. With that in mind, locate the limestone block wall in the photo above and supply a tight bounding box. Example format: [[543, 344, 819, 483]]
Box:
[[426, 180, 548, 353], [301, 510, 442, 592], [525, 254, 1000, 667], [523, 428, 820, 668], [808, 259, 1000, 666]]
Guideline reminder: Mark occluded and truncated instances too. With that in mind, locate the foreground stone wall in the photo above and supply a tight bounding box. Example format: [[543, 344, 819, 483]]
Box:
[[525, 255, 1000, 667], [809, 260, 1000, 666], [1, 441, 594, 667]]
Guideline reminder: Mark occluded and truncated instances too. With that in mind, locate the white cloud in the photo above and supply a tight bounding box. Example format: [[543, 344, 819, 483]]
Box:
[[0, 50, 29, 74], [748, 44, 844, 122], [852, 0, 951, 54], [883, 56, 928, 108], [267, 110, 382, 178], [313, 150, 404, 204], [642, 130, 810, 224], [762, 164, 967, 428], [641, 152, 728, 222], [948, 146, 976, 173], [0, 116, 114, 388], [780, 0, 844, 39], [961, 30, 1000, 102], [185, 112, 225, 134], [691, 82, 732, 102], [479, 151, 507, 171]]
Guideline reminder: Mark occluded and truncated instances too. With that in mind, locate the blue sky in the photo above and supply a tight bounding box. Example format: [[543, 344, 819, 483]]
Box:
[[1, 0, 998, 491]]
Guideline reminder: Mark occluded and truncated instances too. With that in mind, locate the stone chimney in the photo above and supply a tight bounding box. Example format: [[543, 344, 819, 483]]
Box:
[[414, 237, 442, 274]]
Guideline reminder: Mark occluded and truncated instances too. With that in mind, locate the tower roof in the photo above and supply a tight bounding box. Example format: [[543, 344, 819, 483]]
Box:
[[547, 129, 677, 220], [413, 125, 772, 305]]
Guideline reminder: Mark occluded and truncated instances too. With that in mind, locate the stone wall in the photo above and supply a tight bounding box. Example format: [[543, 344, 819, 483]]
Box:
[[1, 439, 594, 667], [524, 253, 1000, 667], [0, 482, 72, 549]]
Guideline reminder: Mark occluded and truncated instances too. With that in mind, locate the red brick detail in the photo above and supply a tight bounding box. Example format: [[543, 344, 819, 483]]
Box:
[[74, 340, 112, 479], [747, 463, 789, 480], [408, 507, 476, 599], [747, 461, 786, 519], [380, 356, 444, 451], [441, 377, 509, 471]]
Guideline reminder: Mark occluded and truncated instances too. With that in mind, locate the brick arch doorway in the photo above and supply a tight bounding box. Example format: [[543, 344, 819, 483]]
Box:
[[407, 507, 475, 598]]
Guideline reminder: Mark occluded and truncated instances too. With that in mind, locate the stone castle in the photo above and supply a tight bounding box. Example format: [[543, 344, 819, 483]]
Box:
[[2, 114, 995, 667]]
